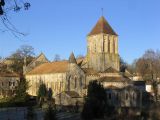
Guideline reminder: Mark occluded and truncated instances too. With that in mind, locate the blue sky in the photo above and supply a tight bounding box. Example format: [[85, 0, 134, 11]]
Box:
[[0, 0, 160, 63]]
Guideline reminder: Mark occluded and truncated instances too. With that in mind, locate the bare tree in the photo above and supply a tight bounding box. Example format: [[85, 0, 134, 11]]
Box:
[[136, 49, 160, 102], [126, 60, 137, 75], [54, 54, 61, 62], [9, 44, 35, 74], [0, 0, 31, 38], [76, 54, 85, 59], [120, 57, 127, 72]]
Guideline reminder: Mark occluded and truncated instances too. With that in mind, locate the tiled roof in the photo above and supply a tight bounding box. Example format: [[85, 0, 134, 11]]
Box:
[[0, 70, 19, 77], [99, 76, 130, 82], [26, 57, 86, 75], [27, 61, 69, 75], [88, 16, 117, 36], [82, 68, 99, 76], [103, 67, 119, 73], [120, 85, 140, 91], [132, 81, 145, 86], [123, 70, 133, 77], [106, 85, 120, 89]]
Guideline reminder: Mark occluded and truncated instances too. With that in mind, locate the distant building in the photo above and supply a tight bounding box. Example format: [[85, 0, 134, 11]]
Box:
[[23, 53, 49, 74], [0, 67, 19, 98], [106, 86, 143, 107], [1, 58, 14, 66], [25, 16, 146, 107]]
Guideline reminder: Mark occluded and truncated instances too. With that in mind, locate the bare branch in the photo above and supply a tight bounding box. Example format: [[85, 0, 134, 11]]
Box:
[[0, 0, 30, 39]]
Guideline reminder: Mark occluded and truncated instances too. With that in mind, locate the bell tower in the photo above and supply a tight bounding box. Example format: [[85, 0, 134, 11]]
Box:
[[87, 16, 120, 72]]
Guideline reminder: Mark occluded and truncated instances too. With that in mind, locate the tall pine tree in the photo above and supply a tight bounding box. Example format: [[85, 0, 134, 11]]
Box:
[[82, 80, 107, 120]]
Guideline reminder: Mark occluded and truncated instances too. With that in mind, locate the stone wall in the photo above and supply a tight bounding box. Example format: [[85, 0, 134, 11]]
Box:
[[106, 87, 142, 108], [103, 81, 128, 89], [87, 33, 120, 72], [55, 92, 83, 106], [66, 63, 86, 96], [26, 73, 66, 96], [0, 76, 19, 98]]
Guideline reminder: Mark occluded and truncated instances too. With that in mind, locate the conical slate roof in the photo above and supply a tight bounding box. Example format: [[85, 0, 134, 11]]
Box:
[[69, 52, 77, 64], [88, 16, 117, 36]]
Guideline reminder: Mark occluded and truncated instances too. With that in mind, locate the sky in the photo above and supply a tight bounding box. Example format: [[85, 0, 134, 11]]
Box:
[[0, 0, 160, 63]]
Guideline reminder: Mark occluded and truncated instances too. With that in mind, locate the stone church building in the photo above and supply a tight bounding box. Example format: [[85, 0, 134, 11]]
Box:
[[25, 16, 145, 107]]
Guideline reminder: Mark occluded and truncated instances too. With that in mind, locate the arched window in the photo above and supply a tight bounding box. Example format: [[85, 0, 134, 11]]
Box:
[[75, 77, 77, 88], [108, 40, 110, 53], [108, 93, 112, 100], [113, 40, 115, 53], [94, 44, 96, 52], [13, 82, 15, 86], [68, 76, 71, 91], [133, 92, 136, 100], [79, 77, 83, 87], [126, 93, 129, 100]]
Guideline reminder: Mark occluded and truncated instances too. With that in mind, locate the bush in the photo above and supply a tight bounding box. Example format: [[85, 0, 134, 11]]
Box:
[[0, 95, 37, 108], [44, 106, 57, 120], [37, 83, 47, 106], [81, 80, 107, 120]]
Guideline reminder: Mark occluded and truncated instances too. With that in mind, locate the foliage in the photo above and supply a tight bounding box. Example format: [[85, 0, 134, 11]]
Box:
[[140, 103, 160, 120], [47, 88, 53, 101], [0, 96, 34, 107], [81, 80, 107, 120], [37, 84, 55, 108], [44, 106, 57, 120], [0, 0, 5, 15], [81, 101, 93, 120], [0, 0, 30, 15], [120, 57, 127, 72], [14, 76, 30, 102], [0, 0, 31, 37], [126, 60, 137, 74], [37, 83, 47, 107], [135, 49, 160, 101], [37, 83, 47, 99], [9, 45, 35, 74]]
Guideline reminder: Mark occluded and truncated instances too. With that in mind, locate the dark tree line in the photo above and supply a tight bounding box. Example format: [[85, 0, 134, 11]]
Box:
[[123, 49, 160, 102], [136, 49, 160, 102]]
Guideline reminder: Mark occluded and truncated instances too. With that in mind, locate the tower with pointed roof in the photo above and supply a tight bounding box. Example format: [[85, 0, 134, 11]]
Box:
[[87, 16, 120, 72], [69, 52, 77, 64]]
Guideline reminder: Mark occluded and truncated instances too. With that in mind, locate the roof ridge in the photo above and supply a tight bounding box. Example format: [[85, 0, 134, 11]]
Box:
[[27, 53, 49, 67], [88, 16, 117, 36]]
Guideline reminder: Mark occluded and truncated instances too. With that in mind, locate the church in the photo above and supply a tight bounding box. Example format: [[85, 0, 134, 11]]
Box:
[[25, 16, 145, 107]]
